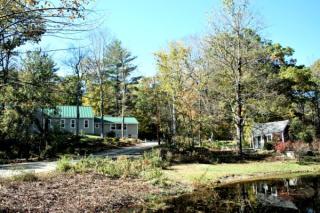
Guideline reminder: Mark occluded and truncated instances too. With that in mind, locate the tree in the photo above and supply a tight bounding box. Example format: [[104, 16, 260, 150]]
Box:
[[204, 0, 266, 155], [84, 33, 111, 138], [65, 47, 87, 136], [58, 76, 82, 106], [133, 77, 164, 144], [0, 0, 91, 85], [103, 39, 137, 138], [0, 50, 59, 158], [311, 59, 320, 135], [155, 42, 200, 145]]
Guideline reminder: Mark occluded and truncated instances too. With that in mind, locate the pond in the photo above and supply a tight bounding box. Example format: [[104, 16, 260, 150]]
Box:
[[154, 175, 320, 213]]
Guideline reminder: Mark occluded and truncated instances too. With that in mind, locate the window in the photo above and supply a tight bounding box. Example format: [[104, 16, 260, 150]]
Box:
[[111, 124, 116, 130], [116, 124, 122, 130], [70, 119, 76, 128], [95, 123, 99, 128], [60, 119, 65, 128], [266, 134, 272, 142], [84, 119, 89, 128]]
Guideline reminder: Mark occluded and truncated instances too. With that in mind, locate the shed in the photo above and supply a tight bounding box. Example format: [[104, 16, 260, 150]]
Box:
[[252, 120, 289, 149]]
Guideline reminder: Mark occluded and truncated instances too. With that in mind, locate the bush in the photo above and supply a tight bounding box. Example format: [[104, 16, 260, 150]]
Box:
[[264, 142, 274, 150], [56, 156, 73, 172], [13, 172, 38, 182], [106, 131, 116, 138], [143, 149, 169, 169], [57, 149, 168, 184], [287, 141, 309, 153], [274, 142, 286, 153]]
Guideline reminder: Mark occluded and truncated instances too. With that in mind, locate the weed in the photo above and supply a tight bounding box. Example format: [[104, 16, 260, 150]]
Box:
[[13, 172, 38, 182], [56, 156, 73, 172]]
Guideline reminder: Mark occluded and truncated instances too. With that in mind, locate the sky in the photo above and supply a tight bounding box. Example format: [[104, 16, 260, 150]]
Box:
[[37, 0, 320, 76]]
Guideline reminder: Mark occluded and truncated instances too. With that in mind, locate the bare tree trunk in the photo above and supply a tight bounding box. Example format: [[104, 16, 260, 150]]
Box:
[[172, 95, 176, 137], [76, 69, 80, 137], [315, 91, 320, 137], [121, 67, 126, 139], [198, 92, 202, 147], [236, 57, 244, 156], [99, 76, 105, 138], [116, 72, 120, 116], [156, 105, 161, 145]]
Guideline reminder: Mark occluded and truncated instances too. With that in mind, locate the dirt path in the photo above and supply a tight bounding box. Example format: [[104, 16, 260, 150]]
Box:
[[0, 142, 158, 178]]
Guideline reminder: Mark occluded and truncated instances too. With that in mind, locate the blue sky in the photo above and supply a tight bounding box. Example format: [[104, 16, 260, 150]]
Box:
[[38, 0, 320, 76]]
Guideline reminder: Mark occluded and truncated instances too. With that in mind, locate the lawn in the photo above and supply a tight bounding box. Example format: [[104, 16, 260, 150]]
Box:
[[164, 161, 320, 185]]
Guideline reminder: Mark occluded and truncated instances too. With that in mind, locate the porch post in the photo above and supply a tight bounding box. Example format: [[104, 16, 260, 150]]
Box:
[[281, 131, 285, 143]]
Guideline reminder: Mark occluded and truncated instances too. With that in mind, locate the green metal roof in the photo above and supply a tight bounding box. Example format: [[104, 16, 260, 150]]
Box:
[[46, 106, 94, 118], [95, 116, 139, 124]]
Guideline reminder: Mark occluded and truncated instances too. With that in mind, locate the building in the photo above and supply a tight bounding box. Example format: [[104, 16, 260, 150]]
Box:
[[251, 120, 289, 149], [44, 106, 139, 138], [94, 117, 139, 138]]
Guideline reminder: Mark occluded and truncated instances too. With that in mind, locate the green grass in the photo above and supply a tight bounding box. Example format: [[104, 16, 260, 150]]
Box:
[[164, 161, 320, 185]]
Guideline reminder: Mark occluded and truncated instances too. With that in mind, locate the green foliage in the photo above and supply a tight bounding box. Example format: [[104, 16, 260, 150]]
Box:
[[143, 149, 169, 169], [57, 156, 73, 172], [58, 76, 83, 105], [298, 128, 315, 144], [57, 149, 168, 184], [290, 118, 316, 143]]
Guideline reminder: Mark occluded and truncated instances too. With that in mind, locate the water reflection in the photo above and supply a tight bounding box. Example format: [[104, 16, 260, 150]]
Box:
[[158, 175, 320, 213]]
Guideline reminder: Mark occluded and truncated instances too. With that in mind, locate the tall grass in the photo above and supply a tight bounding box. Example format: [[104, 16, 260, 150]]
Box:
[[56, 149, 169, 184], [56, 156, 73, 172]]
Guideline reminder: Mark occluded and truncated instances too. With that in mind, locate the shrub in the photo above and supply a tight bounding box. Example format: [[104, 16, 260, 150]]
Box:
[[56, 156, 73, 172], [72, 156, 98, 173], [143, 149, 169, 169], [13, 172, 38, 182], [288, 141, 309, 153], [106, 131, 116, 138], [264, 142, 274, 150], [312, 141, 320, 152], [57, 149, 168, 185], [274, 142, 286, 153]]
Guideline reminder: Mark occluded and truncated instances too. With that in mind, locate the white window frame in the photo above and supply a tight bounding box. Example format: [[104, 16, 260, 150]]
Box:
[[95, 123, 99, 128], [84, 119, 89, 128], [70, 119, 76, 128], [266, 134, 272, 143], [60, 119, 65, 128]]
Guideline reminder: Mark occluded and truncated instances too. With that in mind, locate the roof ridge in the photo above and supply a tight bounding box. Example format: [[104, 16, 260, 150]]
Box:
[[256, 119, 289, 125]]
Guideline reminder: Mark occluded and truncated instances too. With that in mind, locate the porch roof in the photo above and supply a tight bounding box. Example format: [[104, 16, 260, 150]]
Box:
[[252, 120, 289, 137]]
